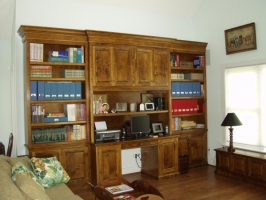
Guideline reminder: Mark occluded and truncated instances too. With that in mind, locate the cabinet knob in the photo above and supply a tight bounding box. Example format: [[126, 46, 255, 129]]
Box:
[[139, 143, 142, 146]]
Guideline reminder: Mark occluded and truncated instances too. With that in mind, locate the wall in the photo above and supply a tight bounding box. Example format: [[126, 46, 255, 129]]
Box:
[[193, 0, 266, 165], [14, 0, 194, 172]]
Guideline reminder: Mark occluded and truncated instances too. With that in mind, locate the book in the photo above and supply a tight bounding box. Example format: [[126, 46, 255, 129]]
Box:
[[49, 50, 68, 58], [113, 193, 135, 200], [66, 47, 74, 63], [49, 57, 69, 62], [105, 184, 134, 195]]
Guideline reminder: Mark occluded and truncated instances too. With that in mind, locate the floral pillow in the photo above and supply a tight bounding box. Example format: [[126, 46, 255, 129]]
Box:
[[11, 162, 44, 190], [30, 157, 70, 188]]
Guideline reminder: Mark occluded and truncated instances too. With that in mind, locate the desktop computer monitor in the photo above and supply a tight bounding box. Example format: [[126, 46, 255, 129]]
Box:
[[130, 115, 150, 138]]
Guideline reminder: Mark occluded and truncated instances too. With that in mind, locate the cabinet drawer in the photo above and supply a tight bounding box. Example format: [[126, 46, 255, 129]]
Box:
[[121, 140, 158, 149]]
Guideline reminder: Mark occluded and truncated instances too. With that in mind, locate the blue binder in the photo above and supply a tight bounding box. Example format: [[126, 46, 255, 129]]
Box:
[[192, 82, 201, 96], [37, 81, 45, 100], [63, 82, 70, 100], [57, 82, 64, 100], [50, 82, 57, 100], [171, 82, 176, 97], [69, 82, 76, 100], [44, 82, 51, 100], [30, 81, 37, 100], [75, 82, 82, 99]]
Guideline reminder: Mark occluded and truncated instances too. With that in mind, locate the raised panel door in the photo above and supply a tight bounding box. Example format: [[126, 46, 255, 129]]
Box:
[[113, 47, 134, 86], [216, 151, 231, 172], [31, 149, 62, 161], [92, 46, 113, 86], [61, 147, 89, 184], [247, 157, 266, 181], [152, 49, 169, 86], [97, 145, 121, 183], [135, 48, 153, 86], [231, 154, 246, 176], [189, 133, 207, 167], [158, 138, 178, 177]]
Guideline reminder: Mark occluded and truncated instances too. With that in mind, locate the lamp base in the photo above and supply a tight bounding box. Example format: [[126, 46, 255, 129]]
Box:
[[227, 147, 235, 152]]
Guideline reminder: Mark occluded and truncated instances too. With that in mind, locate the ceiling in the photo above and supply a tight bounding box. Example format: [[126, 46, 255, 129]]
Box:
[[0, 0, 203, 40]]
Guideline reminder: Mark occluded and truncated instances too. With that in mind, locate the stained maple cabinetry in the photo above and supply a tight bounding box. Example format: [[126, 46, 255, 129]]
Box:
[[215, 148, 266, 186], [90, 44, 169, 87]]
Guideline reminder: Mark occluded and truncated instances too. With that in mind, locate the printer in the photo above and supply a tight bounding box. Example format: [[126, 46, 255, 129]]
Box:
[[94, 121, 121, 142]]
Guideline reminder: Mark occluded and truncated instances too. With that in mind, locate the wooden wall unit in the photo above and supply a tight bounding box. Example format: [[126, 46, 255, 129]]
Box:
[[19, 25, 208, 189], [18, 25, 90, 190], [215, 148, 266, 186]]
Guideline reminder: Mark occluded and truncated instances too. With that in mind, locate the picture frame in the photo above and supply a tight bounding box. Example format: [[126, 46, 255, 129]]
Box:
[[151, 122, 164, 134], [224, 22, 257, 55], [141, 93, 154, 103]]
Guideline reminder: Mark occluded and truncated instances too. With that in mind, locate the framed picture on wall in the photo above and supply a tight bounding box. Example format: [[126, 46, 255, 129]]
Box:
[[224, 22, 257, 55]]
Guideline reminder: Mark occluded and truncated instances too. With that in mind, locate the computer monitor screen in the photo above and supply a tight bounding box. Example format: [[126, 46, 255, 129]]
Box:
[[130, 115, 150, 137]]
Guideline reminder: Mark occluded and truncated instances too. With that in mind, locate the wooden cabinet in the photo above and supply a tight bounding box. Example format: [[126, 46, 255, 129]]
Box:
[[18, 25, 90, 189], [30, 144, 89, 189], [158, 137, 178, 178], [91, 144, 122, 186], [178, 131, 207, 168], [215, 148, 266, 186]]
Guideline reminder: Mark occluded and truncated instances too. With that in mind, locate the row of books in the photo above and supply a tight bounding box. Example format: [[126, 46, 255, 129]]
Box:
[[30, 81, 82, 100], [171, 82, 202, 97], [172, 99, 198, 115], [30, 43, 43, 62], [170, 53, 205, 68], [31, 104, 86, 123], [32, 125, 86, 144], [49, 48, 84, 63], [30, 65, 52, 78], [61, 69, 85, 78], [171, 73, 204, 80], [172, 117, 205, 131]]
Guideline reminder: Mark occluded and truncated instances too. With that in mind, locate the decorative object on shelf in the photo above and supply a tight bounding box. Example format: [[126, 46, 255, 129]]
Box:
[[141, 93, 154, 103], [111, 108, 117, 113], [139, 103, 145, 111], [225, 22, 257, 55], [144, 102, 154, 111], [101, 103, 109, 114], [130, 103, 137, 112], [116, 103, 127, 112], [221, 113, 242, 152], [151, 122, 164, 134]]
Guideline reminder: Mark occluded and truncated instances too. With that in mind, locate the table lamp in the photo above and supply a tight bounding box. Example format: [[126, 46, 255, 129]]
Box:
[[221, 113, 242, 152]]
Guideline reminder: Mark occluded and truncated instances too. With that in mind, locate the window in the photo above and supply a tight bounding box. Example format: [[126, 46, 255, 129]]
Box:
[[224, 64, 266, 151]]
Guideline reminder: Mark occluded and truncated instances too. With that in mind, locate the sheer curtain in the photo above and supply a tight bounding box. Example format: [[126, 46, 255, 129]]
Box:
[[224, 64, 266, 151]]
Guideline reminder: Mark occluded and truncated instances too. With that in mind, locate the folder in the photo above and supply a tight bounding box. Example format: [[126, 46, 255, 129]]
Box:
[[50, 82, 57, 100], [63, 82, 70, 100], [30, 81, 37, 100]]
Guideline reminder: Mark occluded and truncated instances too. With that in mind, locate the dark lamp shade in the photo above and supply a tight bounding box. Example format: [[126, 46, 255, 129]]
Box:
[[221, 113, 242, 126]]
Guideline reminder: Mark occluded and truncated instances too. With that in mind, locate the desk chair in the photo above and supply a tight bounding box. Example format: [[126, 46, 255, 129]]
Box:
[[0, 133, 13, 157], [6, 133, 13, 157], [0, 142, 5, 155]]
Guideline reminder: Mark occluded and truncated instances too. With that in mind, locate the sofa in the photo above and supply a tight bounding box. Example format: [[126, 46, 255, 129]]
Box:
[[0, 155, 83, 200]]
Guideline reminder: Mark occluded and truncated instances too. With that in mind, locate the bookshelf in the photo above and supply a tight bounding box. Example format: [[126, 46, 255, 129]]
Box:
[[18, 25, 89, 190], [170, 41, 208, 168]]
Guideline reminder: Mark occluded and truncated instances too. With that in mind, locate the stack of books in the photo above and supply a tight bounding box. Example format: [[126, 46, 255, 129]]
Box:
[[30, 66, 52, 78], [171, 73, 184, 80], [180, 61, 193, 68], [65, 125, 86, 141], [170, 53, 180, 67], [181, 120, 196, 129], [193, 56, 205, 68], [184, 73, 204, 80], [65, 47, 84, 63], [31, 104, 45, 123], [172, 117, 182, 131]]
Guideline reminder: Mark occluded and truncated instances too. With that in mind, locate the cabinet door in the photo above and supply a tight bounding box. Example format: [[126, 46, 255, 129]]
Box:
[[113, 47, 134, 86], [216, 151, 231, 172], [31, 149, 62, 161], [152, 49, 169, 86], [158, 138, 178, 176], [97, 145, 122, 183], [135, 48, 153, 86], [231, 154, 246, 176], [189, 133, 207, 167], [92, 46, 113, 86], [61, 146, 89, 186], [247, 157, 266, 181]]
